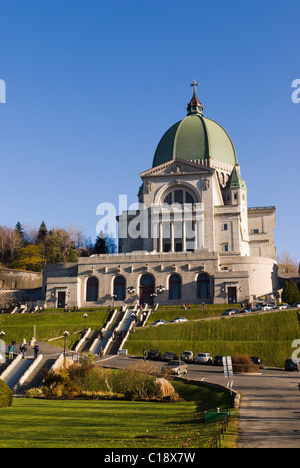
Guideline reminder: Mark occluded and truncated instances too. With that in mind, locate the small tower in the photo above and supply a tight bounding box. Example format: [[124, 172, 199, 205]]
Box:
[[187, 81, 204, 116]]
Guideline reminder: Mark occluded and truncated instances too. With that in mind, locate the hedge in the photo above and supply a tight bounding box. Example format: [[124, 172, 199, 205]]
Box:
[[0, 380, 13, 408]]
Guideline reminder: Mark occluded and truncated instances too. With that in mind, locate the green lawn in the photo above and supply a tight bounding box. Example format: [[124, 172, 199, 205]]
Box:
[[0, 309, 111, 344], [0, 398, 237, 448]]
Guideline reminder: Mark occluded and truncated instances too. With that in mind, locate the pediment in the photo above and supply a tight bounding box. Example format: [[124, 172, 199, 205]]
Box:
[[140, 158, 214, 179]]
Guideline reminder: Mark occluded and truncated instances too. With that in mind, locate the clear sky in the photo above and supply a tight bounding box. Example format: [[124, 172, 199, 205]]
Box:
[[0, 0, 299, 261]]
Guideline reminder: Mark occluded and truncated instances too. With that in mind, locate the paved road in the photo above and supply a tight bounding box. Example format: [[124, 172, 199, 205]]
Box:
[[99, 354, 300, 449]]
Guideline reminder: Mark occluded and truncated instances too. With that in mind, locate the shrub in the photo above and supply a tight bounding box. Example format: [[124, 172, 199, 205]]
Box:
[[153, 378, 178, 400], [0, 379, 13, 407], [25, 388, 44, 398], [231, 354, 259, 373]]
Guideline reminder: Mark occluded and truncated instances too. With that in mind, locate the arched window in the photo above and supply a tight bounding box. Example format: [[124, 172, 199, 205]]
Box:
[[140, 274, 155, 306], [163, 190, 195, 205], [197, 273, 210, 299], [114, 276, 126, 301], [169, 274, 182, 300], [86, 277, 99, 302]]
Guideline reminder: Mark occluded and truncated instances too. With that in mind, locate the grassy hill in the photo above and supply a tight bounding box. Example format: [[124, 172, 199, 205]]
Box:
[[0, 308, 110, 345], [126, 309, 300, 368]]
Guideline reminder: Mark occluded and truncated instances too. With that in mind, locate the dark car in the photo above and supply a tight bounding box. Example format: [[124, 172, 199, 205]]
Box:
[[162, 351, 179, 362], [285, 358, 300, 372], [147, 349, 162, 361], [251, 356, 263, 369], [213, 355, 224, 366], [181, 350, 194, 363]]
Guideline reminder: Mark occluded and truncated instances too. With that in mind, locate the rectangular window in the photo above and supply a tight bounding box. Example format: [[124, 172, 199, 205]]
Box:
[[223, 224, 228, 231], [223, 243, 229, 252], [253, 229, 259, 234]]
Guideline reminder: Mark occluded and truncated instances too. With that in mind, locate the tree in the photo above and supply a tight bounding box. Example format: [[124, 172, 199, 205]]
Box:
[[37, 221, 48, 243], [277, 250, 298, 273], [93, 232, 108, 254], [15, 222, 25, 244], [282, 280, 300, 305], [12, 245, 44, 272]]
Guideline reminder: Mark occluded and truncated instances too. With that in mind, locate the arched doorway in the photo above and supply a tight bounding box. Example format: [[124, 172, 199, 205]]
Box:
[[169, 274, 182, 300], [86, 277, 99, 302], [197, 273, 210, 300], [114, 276, 126, 301], [140, 274, 155, 306]]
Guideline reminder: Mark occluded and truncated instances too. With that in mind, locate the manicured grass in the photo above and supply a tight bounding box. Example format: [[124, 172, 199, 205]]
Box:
[[127, 310, 300, 367], [0, 398, 237, 448], [0, 309, 111, 344]]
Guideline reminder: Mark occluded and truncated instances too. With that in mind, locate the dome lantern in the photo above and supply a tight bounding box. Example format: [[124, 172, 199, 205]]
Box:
[[187, 81, 203, 116]]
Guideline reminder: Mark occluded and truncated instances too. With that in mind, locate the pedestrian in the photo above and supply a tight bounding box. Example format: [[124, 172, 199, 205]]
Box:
[[33, 343, 39, 359], [98, 347, 103, 358], [8, 342, 14, 360], [20, 342, 27, 359]]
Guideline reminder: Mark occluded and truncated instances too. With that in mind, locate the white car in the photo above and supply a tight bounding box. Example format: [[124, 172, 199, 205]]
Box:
[[196, 353, 213, 365], [260, 304, 275, 310], [151, 320, 167, 326], [169, 317, 188, 323]]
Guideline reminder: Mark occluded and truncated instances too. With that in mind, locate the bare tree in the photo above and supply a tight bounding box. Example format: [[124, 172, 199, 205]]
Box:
[[277, 250, 298, 273]]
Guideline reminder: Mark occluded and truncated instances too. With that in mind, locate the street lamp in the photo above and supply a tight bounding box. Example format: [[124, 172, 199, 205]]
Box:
[[111, 294, 117, 309], [63, 330, 70, 357], [83, 313, 88, 332]]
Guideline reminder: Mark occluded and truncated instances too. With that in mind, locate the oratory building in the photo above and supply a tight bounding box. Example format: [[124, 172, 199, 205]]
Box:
[[43, 84, 278, 308]]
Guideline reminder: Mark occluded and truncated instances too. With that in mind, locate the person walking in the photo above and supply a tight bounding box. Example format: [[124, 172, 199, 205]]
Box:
[[33, 343, 39, 359], [20, 342, 27, 359], [8, 342, 14, 360]]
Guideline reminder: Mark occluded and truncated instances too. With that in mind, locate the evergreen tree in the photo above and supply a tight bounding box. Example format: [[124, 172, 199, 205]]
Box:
[[282, 280, 300, 305], [37, 221, 48, 243], [15, 222, 25, 244], [93, 232, 108, 254]]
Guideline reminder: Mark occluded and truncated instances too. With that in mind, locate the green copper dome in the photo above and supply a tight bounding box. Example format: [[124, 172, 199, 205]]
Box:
[[152, 86, 237, 168]]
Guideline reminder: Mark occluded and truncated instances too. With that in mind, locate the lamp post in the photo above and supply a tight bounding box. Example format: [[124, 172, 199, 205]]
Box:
[[156, 285, 165, 305], [111, 294, 117, 309], [63, 330, 70, 357], [83, 313, 88, 332]]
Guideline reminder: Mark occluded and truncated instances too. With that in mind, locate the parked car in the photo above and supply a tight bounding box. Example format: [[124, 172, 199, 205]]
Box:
[[276, 304, 291, 310], [196, 353, 213, 365], [241, 307, 256, 313], [251, 356, 263, 369], [162, 351, 179, 362], [147, 349, 162, 361], [213, 355, 224, 366], [151, 320, 167, 326], [181, 350, 194, 363], [169, 317, 187, 323], [285, 358, 300, 372], [162, 360, 188, 376], [292, 303, 300, 308], [259, 304, 275, 311], [222, 308, 239, 316]]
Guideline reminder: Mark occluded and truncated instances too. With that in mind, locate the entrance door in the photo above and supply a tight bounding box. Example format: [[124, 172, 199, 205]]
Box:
[[140, 274, 155, 306], [228, 287, 237, 304], [57, 291, 66, 308]]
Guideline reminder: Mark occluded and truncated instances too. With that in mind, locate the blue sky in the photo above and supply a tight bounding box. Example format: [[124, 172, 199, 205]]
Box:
[[0, 0, 299, 261]]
